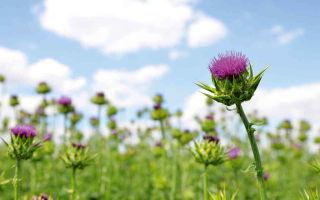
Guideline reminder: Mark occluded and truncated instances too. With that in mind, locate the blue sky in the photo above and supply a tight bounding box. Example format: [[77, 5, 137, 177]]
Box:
[[1, 0, 320, 128]]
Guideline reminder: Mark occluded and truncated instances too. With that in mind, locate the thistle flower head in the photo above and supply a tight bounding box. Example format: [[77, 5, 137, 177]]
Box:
[[209, 51, 248, 78], [7, 124, 40, 160], [36, 82, 51, 94], [228, 147, 240, 159], [10, 95, 19, 107], [191, 140, 227, 166], [153, 103, 162, 110], [155, 141, 163, 147], [91, 92, 107, 105], [11, 124, 37, 138], [206, 115, 214, 120], [97, 92, 104, 97], [263, 173, 269, 180], [90, 117, 99, 127], [203, 135, 219, 144], [111, 129, 118, 136], [197, 51, 268, 106], [0, 74, 5, 83], [37, 107, 45, 115], [40, 194, 49, 200], [57, 96, 72, 105], [72, 143, 86, 149], [43, 133, 52, 141]]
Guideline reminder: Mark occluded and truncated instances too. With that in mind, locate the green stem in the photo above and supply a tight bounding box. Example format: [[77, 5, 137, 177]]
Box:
[[236, 103, 267, 200], [71, 168, 76, 200], [14, 159, 20, 200], [203, 165, 208, 200], [64, 113, 68, 142], [97, 105, 101, 134], [160, 120, 165, 140]]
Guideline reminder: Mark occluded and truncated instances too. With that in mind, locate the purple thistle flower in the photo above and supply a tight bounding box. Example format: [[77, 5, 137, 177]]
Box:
[[155, 141, 163, 147], [228, 147, 240, 159], [72, 143, 86, 149], [153, 103, 162, 110], [40, 194, 49, 200], [97, 92, 105, 97], [43, 133, 52, 141], [37, 107, 45, 115], [263, 173, 269, 180], [57, 96, 72, 105], [209, 51, 248, 78], [203, 135, 220, 144], [206, 115, 214, 120], [294, 143, 302, 150], [10, 124, 37, 138], [111, 129, 118, 135]]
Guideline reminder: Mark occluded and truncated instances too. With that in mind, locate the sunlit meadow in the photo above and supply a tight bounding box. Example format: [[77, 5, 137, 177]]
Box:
[[1, 0, 320, 200]]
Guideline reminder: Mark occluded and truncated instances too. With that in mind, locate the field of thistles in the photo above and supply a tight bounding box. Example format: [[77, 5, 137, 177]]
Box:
[[0, 52, 320, 200]]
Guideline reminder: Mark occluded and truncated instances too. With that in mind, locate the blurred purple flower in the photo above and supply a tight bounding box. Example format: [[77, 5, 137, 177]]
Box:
[[263, 173, 269, 180], [40, 194, 49, 200], [43, 133, 52, 141], [206, 115, 214, 120], [97, 92, 105, 97], [209, 51, 248, 78], [37, 107, 45, 115], [153, 103, 162, 110], [203, 135, 220, 144], [111, 129, 118, 135], [10, 124, 37, 138], [294, 143, 302, 150], [155, 141, 163, 147], [72, 143, 86, 149], [228, 147, 240, 159], [57, 96, 72, 105]]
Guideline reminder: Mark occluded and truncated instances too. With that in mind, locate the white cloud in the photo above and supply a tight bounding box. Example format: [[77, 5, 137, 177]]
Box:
[[0, 47, 86, 93], [183, 82, 320, 131], [276, 29, 304, 45], [169, 49, 187, 60], [187, 13, 227, 47], [92, 65, 169, 107], [270, 25, 304, 45], [245, 83, 320, 124], [270, 25, 283, 34], [38, 0, 226, 55]]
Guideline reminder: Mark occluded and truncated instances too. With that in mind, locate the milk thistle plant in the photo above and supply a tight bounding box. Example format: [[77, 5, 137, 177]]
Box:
[[151, 94, 169, 140], [91, 92, 108, 133], [61, 143, 95, 200], [191, 136, 227, 200], [2, 124, 40, 200], [197, 51, 268, 200]]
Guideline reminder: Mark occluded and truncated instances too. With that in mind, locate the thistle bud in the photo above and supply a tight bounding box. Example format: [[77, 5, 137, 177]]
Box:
[[10, 95, 19, 107], [61, 143, 95, 170], [36, 82, 51, 94], [151, 105, 169, 121], [90, 117, 99, 127], [179, 129, 197, 146], [107, 105, 118, 117], [191, 140, 227, 166], [57, 96, 73, 114], [91, 92, 107, 105], [0, 75, 5, 83], [70, 112, 83, 126], [201, 116, 216, 134], [107, 118, 117, 130], [153, 94, 163, 104]]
